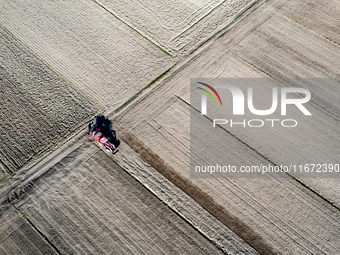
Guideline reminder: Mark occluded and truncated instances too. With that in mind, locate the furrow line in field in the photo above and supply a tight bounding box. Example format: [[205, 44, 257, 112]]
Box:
[[229, 177, 340, 225], [236, 32, 334, 78], [121, 131, 274, 254], [26, 196, 93, 254], [113, 141, 258, 254], [235, 36, 336, 87], [149, 121, 189, 159], [0, 205, 57, 254], [17, 213, 61, 255]]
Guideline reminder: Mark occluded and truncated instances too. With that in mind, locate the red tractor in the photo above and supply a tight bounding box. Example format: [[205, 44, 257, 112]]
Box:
[[88, 115, 119, 154]]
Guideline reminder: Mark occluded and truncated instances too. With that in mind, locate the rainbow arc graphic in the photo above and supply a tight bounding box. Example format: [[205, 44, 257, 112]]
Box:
[[196, 82, 222, 106]]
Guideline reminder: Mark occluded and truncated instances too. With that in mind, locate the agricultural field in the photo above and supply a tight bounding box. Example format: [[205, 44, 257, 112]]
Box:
[[0, 0, 174, 111], [280, 0, 340, 44], [0, 205, 56, 254], [112, 140, 258, 254], [0, 0, 339, 254], [118, 96, 340, 254], [9, 141, 229, 255], [230, 8, 340, 206], [0, 27, 96, 173], [0, 169, 9, 194], [95, 0, 257, 55], [231, 13, 340, 119], [115, 0, 340, 253]]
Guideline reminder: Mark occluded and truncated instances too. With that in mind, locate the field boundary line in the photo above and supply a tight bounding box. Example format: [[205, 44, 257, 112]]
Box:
[[110, 67, 175, 117], [9, 204, 62, 254], [91, 0, 172, 57], [112, 0, 278, 123], [177, 0, 264, 56]]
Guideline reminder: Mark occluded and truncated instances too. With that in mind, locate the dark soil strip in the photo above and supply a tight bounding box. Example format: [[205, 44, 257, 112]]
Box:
[[20, 212, 61, 255], [122, 131, 278, 255]]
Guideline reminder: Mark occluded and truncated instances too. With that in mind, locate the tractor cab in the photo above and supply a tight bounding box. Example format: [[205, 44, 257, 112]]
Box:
[[88, 116, 119, 154]]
